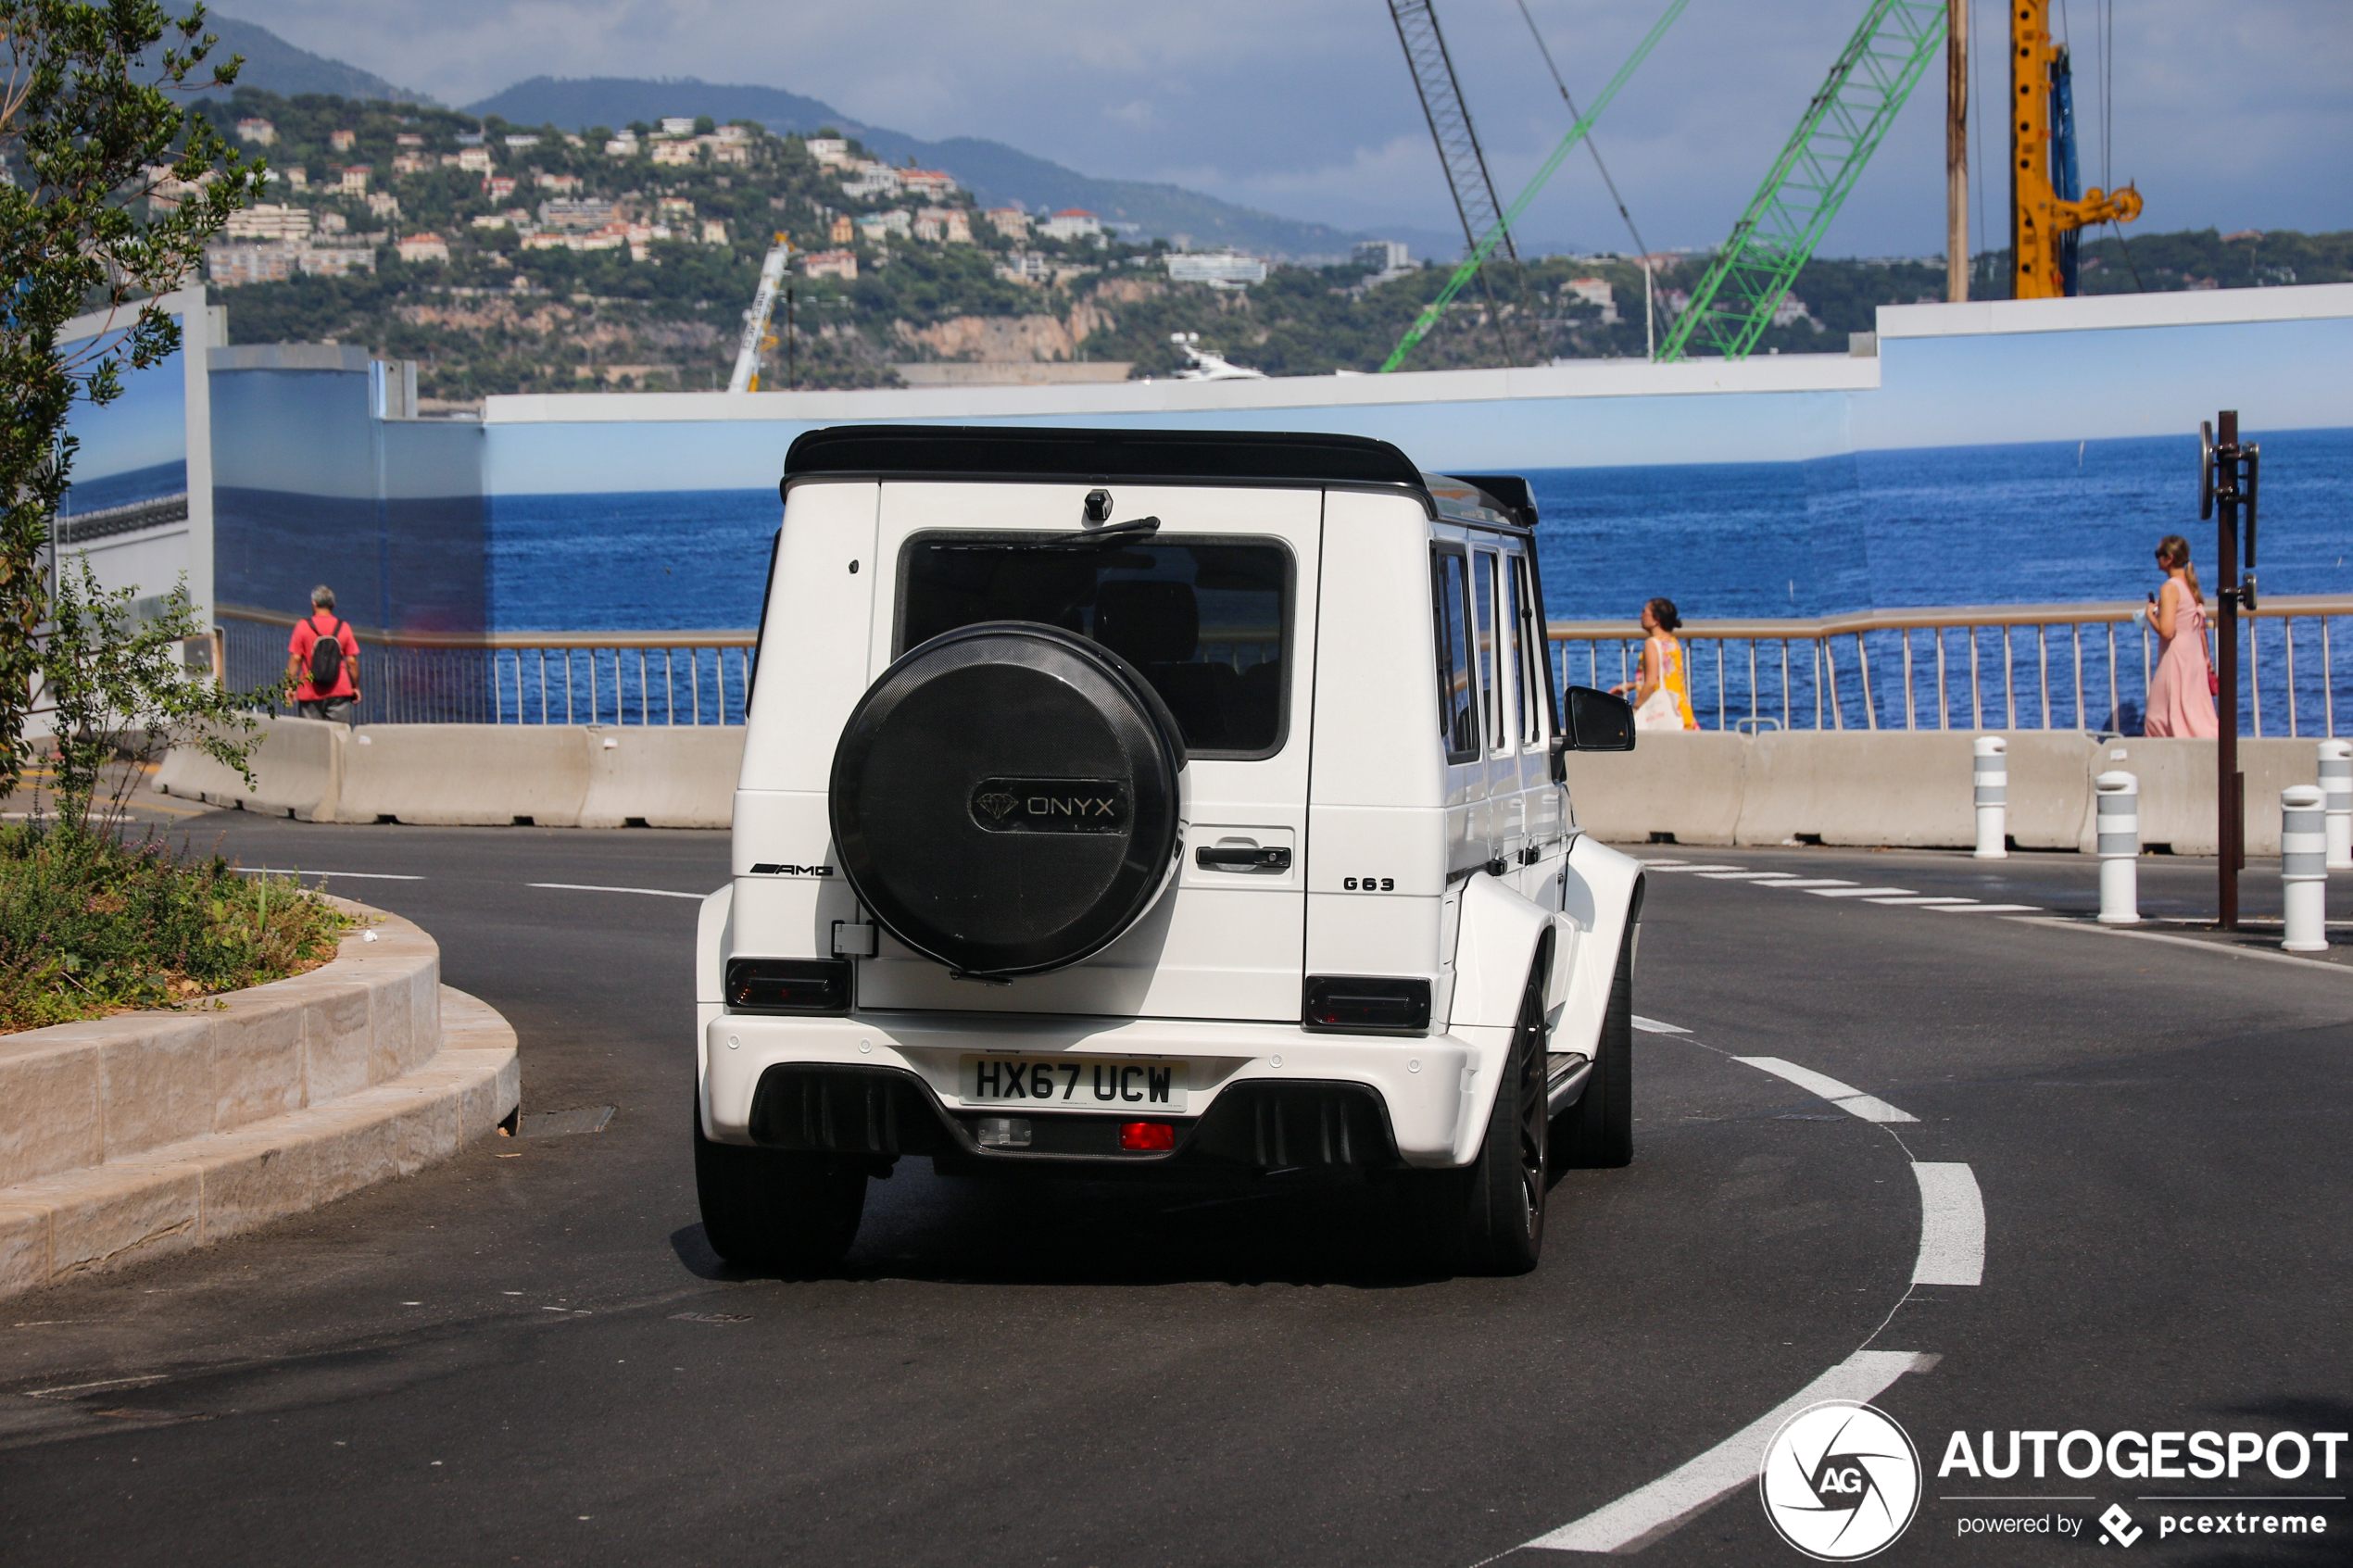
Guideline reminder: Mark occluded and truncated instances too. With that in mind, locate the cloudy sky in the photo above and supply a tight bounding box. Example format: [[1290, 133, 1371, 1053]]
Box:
[[231, 0, 2349, 255]]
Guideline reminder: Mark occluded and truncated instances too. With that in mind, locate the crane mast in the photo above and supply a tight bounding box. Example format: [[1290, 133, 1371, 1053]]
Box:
[[728, 236, 793, 394], [2009, 0, 2139, 299], [1386, 0, 1516, 267]]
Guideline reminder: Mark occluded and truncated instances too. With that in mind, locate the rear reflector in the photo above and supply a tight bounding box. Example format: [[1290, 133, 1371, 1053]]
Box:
[[725, 957, 851, 1014], [1302, 975, 1431, 1035], [1119, 1122, 1176, 1151]]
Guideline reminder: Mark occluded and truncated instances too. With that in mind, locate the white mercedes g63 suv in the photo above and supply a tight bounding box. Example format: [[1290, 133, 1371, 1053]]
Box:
[[696, 425, 1642, 1275]]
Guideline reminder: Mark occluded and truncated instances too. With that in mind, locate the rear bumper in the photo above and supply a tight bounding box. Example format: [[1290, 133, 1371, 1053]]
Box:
[[699, 1010, 1508, 1168]]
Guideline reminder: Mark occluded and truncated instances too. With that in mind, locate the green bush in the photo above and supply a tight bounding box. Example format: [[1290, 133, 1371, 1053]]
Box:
[[0, 825, 351, 1032]]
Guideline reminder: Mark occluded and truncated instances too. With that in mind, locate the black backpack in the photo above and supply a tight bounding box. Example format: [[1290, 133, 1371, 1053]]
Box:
[[308, 619, 346, 689]]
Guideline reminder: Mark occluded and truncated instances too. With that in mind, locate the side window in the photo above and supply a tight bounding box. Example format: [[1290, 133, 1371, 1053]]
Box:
[[1510, 556, 1546, 744], [1473, 551, 1503, 753], [1431, 548, 1478, 761], [1491, 553, 1520, 752]]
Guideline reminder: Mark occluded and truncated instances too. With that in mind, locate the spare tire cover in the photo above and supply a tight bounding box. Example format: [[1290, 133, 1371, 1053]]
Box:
[[830, 621, 1187, 977]]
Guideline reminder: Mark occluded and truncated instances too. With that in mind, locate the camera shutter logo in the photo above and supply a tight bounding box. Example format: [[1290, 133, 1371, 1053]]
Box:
[[1758, 1400, 1921, 1561]]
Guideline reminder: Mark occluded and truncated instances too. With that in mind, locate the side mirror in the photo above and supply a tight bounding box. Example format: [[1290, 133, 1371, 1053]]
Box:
[[1564, 685, 1636, 752]]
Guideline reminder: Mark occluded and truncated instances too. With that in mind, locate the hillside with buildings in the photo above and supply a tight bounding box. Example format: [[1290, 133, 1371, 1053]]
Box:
[[186, 93, 2349, 404]]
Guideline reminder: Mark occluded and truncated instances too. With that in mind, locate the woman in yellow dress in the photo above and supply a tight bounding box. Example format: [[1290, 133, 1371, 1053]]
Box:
[[1611, 597, 1699, 731]]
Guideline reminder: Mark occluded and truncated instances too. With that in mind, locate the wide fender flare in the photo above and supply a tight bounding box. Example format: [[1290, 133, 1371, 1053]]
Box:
[[1446, 872, 1557, 1161], [1554, 835, 1646, 1062], [695, 883, 735, 1102]]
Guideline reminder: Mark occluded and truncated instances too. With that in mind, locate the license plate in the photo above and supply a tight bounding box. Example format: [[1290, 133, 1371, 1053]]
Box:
[[959, 1056, 1189, 1112]]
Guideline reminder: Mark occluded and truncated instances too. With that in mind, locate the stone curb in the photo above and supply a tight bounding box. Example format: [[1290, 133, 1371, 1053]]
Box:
[[0, 986, 517, 1299], [0, 897, 522, 1299]]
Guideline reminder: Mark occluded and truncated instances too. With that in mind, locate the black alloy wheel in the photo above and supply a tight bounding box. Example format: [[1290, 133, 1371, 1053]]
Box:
[[1559, 922, 1634, 1169], [693, 1095, 868, 1272], [1404, 961, 1550, 1276]]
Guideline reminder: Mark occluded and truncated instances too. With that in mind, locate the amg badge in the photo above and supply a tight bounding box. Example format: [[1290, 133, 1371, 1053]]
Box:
[[969, 777, 1130, 834]]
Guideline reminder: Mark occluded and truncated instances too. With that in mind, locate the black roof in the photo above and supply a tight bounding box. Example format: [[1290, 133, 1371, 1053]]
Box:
[[781, 424, 1533, 532]]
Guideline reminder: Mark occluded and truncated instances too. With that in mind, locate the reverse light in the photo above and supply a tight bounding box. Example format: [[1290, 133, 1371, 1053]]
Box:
[[1119, 1122, 1176, 1151], [1302, 975, 1431, 1035], [725, 958, 851, 1014]]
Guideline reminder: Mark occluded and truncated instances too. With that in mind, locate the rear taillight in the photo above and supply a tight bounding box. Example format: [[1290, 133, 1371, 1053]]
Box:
[[1302, 975, 1431, 1035], [725, 958, 851, 1014], [1120, 1122, 1176, 1151]]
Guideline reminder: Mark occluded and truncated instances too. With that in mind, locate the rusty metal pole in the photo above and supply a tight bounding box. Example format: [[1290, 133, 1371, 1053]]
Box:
[[1947, 0, 1969, 302], [2216, 409, 2242, 929]]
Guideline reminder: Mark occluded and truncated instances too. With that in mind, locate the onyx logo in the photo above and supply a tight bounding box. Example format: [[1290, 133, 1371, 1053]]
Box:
[[1759, 1401, 1921, 1561], [969, 777, 1129, 835], [749, 863, 834, 877]]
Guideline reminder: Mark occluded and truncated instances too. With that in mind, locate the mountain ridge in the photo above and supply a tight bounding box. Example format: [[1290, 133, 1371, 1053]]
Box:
[[467, 75, 1423, 260]]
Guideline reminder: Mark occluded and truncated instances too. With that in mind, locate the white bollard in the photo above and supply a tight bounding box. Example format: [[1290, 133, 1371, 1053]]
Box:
[[2319, 740, 2353, 871], [2094, 771, 2140, 925], [2281, 784, 2328, 953], [1972, 735, 2008, 859]]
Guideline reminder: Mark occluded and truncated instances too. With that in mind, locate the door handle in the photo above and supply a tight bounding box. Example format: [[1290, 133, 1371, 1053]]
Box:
[[1196, 845, 1291, 872]]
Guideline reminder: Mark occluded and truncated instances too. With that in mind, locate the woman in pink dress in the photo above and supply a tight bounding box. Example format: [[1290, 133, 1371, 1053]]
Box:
[[2143, 534, 2220, 738]]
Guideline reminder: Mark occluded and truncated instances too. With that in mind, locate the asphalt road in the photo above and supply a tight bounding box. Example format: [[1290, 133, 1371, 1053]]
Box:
[[3, 817, 2348, 1567]]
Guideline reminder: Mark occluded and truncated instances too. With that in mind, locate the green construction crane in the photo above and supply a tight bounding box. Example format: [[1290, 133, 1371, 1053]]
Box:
[[1378, 0, 1692, 374], [1654, 0, 1945, 363]]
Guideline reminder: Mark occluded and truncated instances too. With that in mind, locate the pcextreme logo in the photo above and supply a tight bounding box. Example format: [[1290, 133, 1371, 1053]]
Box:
[[1760, 1401, 1923, 1562]]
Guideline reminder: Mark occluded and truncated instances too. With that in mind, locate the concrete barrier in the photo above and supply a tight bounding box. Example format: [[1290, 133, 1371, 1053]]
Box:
[[333, 722, 594, 826], [1565, 730, 2312, 855], [159, 719, 746, 829], [1563, 734, 1748, 845], [578, 725, 746, 828], [0, 901, 520, 1298], [155, 716, 346, 821]]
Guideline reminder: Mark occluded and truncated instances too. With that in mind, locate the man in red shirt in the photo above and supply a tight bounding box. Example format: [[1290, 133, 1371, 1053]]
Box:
[[285, 584, 362, 723]]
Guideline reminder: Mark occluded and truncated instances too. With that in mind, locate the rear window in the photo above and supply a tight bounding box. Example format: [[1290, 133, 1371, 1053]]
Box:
[[898, 534, 1291, 757]]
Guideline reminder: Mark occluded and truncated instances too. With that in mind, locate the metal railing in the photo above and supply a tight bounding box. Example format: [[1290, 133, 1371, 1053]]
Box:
[[1547, 596, 2353, 737], [220, 608, 759, 725]]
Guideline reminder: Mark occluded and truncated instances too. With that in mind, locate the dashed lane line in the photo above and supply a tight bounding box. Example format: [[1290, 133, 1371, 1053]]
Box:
[[526, 883, 708, 900], [1629, 1016, 1690, 1035], [1909, 1163, 1987, 1286], [1731, 1056, 1919, 1124], [232, 868, 424, 880], [1522, 1351, 1942, 1554], [1642, 861, 2044, 915], [1522, 1027, 1982, 1553]]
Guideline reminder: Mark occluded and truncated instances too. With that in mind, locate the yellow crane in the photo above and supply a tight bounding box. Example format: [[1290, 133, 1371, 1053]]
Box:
[[2009, 0, 2140, 299]]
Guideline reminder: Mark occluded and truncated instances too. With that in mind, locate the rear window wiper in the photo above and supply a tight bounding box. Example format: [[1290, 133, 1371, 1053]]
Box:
[[1036, 516, 1161, 548]]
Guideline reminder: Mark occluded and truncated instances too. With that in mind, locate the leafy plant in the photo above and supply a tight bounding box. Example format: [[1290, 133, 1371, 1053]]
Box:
[[1, 1, 266, 797], [33, 557, 275, 835], [0, 823, 347, 1030]]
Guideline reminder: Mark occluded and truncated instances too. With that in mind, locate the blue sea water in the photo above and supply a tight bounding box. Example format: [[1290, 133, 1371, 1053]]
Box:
[[484, 429, 2353, 733]]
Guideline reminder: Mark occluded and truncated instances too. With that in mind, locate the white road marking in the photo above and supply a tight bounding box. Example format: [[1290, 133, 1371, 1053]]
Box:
[[1762, 878, 1856, 888], [1733, 1056, 1919, 1123], [1910, 1162, 1987, 1286], [1693, 871, 1801, 881], [1630, 1016, 1689, 1035], [527, 883, 707, 900], [1865, 896, 1980, 906], [1647, 863, 1745, 872], [1637, 859, 1691, 868], [1524, 1350, 1940, 1553], [1805, 885, 1916, 897], [1930, 903, 2043, 913], [233, 868, 424, 880]]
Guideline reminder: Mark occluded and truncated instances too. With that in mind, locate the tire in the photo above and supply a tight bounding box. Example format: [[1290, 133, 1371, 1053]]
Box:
[[1402, 967, 1549, 1276], [1560, 925, 1634, 1169], [828, 621, 1188, 978], [694, 1096, 868, 1272]]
